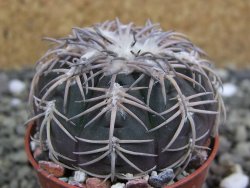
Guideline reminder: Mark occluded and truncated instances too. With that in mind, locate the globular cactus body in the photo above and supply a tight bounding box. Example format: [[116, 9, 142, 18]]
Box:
[[28, 19, 224, 181]]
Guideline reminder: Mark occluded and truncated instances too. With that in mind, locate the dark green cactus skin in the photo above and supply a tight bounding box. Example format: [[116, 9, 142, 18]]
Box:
[[28, 20, 224, 181]]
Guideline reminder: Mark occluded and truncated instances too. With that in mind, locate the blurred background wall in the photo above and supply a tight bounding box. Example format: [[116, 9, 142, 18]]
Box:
[[0, 0, 249, 69]]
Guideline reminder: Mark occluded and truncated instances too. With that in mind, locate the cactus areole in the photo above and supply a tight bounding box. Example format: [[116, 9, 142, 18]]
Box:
[[28, 19, 225, 182]]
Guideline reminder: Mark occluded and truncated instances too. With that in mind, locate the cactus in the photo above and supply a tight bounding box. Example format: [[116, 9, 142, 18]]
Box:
[[27, 19, 225, 182]]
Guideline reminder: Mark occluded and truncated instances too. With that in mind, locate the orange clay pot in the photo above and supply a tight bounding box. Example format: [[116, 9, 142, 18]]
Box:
[[25, 122, 219, 188]]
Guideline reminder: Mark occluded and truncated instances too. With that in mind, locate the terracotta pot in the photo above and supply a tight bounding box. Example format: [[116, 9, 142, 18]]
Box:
[[25, 122, 219, 188]]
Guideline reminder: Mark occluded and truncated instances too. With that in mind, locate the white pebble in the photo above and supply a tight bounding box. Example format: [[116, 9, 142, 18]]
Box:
[[151, 171, 158, 176], [30, 141, 37, 151], [218, 83, 237, 97], [8, 79, 26, 95], [220, 173, 249, 188], [10, 98, 22, 107], [142, 174, 150, 181], [58, 177, 68, 182], [125, 173, 133, 179], [73, 171, 86, 183], [111, 182, 125, 188]]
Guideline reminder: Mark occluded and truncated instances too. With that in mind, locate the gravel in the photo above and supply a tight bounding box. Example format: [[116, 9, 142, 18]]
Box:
[[0, 68, 39, 188], [0, 67, 249, 188]]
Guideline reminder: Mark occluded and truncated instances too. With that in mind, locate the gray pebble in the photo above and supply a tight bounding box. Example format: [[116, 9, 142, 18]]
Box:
[[215, 69, 229, 81], [235, 126, 248, 142], [148, 169, 174, 188], [218, 153, 235, 166], [218, 136, 232, 154], [240, 80, 250, 93], [2, 118, 16, 129], [9, 150, 27, 163], [243, 160, 250, 172], [233, 142, 250, 158], [0, 73, 8, 95], [17, 166, 31, 179], [20, 178, 29, 188], [243, 115, 250, 129], [15, 125, 26, 136], [0, 137, 14, 151], [13, 138, 25, 149], [9, 179, 18, 188], [210, 162, 227, 176], [2, 185, 9, 188]]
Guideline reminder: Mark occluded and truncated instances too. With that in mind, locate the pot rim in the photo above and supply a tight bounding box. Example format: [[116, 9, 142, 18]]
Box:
[[25, 122, 219, 187]]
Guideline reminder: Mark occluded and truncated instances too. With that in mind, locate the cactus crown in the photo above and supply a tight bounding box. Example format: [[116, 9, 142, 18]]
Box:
[[28, 19, 225, 182]]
